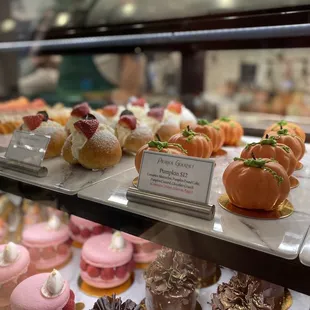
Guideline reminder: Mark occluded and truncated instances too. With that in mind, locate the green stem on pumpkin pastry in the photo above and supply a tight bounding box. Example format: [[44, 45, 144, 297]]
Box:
[[148, 140, 187, 154], [197, 119, 210, 126], [277, 126, 289, 136], [220, 117, 231, 122], [277, 120, 288, 127], [182, 126, 197, 142], [245, 137, 277, 150]]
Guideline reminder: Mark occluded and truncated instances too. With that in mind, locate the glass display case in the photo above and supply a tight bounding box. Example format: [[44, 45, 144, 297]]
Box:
[[0, 1, 310, 309]]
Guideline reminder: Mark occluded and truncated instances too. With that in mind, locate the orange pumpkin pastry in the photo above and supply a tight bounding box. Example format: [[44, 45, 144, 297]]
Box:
[[240, 137, 297, 177], [265, 128, 305, 163], [21, 111, 66, 159], [264, 120, 306, 142], [135, 140, 187, 172], [168, 126, 213, 158], [193, 119, 224, 153], [223, 157, 290, 211], [212, 117, 243, 146], [115, 114, 154, 153]]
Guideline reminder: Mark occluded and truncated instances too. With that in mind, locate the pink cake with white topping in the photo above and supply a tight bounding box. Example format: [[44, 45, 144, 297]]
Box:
[[22, 216, 72, 271], [80, 232, 135, 289], [0, 243, 31, 309]]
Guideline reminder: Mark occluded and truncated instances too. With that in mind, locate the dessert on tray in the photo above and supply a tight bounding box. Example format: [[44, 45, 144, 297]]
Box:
[[135, 140, 187, 172], [127, 97, 150, 120], [0, 242, 31, 309], [91, 294, 141, 310], [10, 269, 76, 310], [223, 157, 290, 211], [169, 126, 213, 158], [145, 247, 198, 310], [80, 231, 135, 289], [22, 215, 72, 271], [97, 104, 125, 128], [121, 233, 161, 266], [69, 215, 111, 247], [21, 111, 67, 159], [62, 117, 122, 169], [115, 113, 153, 153]]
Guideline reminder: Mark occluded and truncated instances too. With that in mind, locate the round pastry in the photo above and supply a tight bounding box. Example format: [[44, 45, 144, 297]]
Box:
[[0, 243, 30, 309], [223, 157, 290, 211], [22, 215, 72, 271], [193, 119, 225, 153], [62, 118, 122, 169], [121, 233, 161, 265], [80, 232, 135, 289], [169, 126, 213, 158], [135, 140, 187, 173], [21, 111, 66, 159], [212, 117, 243, 146], [10, 270, 75, 310], [241, 137, 297, 177], [66, 102, 107, 134], [265, 129, 305, 163], [264, 120, 305, 142], [145, 248, 198, 310], [91, 294, 141, 310], [116, 115, 154, 153], [97, 104, 125, 128], [127, 97, 149, 120], [69, 215, 112, 247]]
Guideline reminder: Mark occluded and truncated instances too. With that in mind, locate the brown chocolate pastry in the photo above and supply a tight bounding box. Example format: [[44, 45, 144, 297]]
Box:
[[211, 273, 285, 310], [145, 247, 198, 310], [192, 257, 217, 286], [92, 294, 141, 310]]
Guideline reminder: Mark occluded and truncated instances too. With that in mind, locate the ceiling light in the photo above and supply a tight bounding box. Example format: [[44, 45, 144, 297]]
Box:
[[1, 19, 16, 33], [55, 12, 70, 27], [122, 3, 136, 16]]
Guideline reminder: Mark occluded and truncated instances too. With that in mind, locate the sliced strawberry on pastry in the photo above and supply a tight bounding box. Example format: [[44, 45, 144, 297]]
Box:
[[130, 97, 146, 107], [147, 107, 164, 121], [74, 119, 99, 139], [101, 104, 118, 117], [71, 102, 90, 117], [118, 115, 137, 130], [167, 101, 183, 114], [22, 114, 44, 130]]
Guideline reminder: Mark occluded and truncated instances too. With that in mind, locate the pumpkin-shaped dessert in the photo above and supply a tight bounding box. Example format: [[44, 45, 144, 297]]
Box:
[[168, 126, 213, 158], [264, 120, 305, 142], [212, 117, 243, 146], [193, 119, 224, 153], [135, 140, 187, 172], [240, 137, 297, 177], [223, 157, 290, 211], [265, 129, 305, 163]]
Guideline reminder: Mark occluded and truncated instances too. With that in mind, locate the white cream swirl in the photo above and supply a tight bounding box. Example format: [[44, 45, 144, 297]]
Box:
[[47, 215, 61, 230], [109, 231, 126, 251], [41, 269, 65, 298], [71, 131, 88, 160], [0, 242, 20, 266], [115, 124, 131, 147]]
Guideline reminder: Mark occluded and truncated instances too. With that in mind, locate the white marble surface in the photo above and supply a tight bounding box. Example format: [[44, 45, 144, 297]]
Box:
[[0, 154, 135, 195], [299, 228, 310, 267], [78, 136, 310, 259]]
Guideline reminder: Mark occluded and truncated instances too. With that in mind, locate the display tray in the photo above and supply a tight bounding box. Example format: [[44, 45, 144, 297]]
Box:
[[299, 228, 310, 267], [78, 137, 310, 259], [0, 155, 134, 195]]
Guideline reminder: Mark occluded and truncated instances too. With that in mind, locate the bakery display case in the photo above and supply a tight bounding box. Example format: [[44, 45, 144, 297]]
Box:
[[1, 1, 310, 309]]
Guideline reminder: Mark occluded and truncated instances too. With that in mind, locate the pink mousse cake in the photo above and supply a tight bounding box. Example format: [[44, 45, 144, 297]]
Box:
[[10, 270, 75, 310], [80, 232, 135, 289], [22, 216, 72, 271], [69, 215, 112, 245], [0, 243, 30, 309], [121, 233, 161, 263]]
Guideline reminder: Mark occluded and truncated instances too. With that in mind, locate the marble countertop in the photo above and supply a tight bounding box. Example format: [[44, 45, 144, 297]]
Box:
[[299, 229, 310, 267], [78, 137, 310, 259]]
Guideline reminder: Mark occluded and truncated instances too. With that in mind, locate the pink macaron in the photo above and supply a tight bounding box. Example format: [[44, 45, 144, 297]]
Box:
[[80, 232, 135, 289], [121, 233, 161, 264], [22, 216, 72, 271], [10, 270, 75, 310], [69, 215, 112, 245], [0, 243, 31, 309]]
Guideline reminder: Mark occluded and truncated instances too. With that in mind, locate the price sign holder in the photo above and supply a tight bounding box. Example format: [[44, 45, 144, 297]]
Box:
[[126, 151, 215, 220], [0, 130, 50, 177]]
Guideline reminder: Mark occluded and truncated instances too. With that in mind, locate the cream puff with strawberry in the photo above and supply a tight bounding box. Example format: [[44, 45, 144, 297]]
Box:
[[62, 118, 122, 169], [98, 104, 125, 128], [115, 114, 153, 153], [66, 102, 107, 134], [21, 111, 67, 159], [127, 97, 149, 121]]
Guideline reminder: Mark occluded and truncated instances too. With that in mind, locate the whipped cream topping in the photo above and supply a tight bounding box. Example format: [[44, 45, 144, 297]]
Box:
[[47, 215, 61, 230], [91, 110, 107, 124], [115, 124, 131, 147], [181, 107, 197, 123], [41, 269, 66, 298], [66, 116, 81, 133], [141, 116, 161, 135], [0, 242, 20, 267], [71, 130, 88, 160], [164, 109, 181, 125], [127, 102, 149, 120], [109, 231, 126, 251]]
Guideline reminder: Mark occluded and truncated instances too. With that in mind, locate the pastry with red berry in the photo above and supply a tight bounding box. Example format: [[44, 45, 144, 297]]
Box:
[[62, 117, 122, 169], [21, 111, 66, 159], [116, 113, 153, 153], [97, 104, 125, 128], [127, 97, 149, 120]]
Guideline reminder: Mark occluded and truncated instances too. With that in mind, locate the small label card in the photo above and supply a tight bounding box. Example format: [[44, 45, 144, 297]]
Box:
[[138, 151, 215, 204]]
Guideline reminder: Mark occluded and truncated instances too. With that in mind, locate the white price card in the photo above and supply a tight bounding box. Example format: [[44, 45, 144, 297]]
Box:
[[5, 130, 50, 166], [138, 151, 215, 204]]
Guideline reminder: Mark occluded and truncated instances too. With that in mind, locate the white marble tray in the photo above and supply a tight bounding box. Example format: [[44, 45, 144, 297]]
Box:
[[0, 155, 135, 195], [78, 136, 310, 259]]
